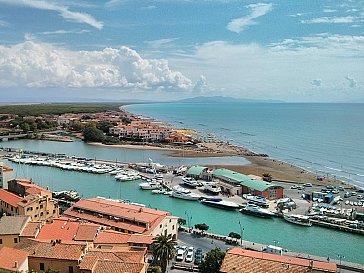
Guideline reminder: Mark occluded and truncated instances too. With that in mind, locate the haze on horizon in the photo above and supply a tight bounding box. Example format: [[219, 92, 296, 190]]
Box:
[[0, 0, 363, 103]]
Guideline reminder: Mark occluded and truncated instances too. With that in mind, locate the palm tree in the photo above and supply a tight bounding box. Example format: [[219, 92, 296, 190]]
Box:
[[152, 234, 177, 273]]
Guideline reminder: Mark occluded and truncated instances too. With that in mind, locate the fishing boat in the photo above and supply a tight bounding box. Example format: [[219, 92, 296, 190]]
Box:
[[139, 181, 161, 190], [182, 177, 199, 188], [239, 203, 275, 218], [171, 186, 201, 201], [284, 214, 312, 227], [203, 183, 221, 195], [200, 198, 239, 210]]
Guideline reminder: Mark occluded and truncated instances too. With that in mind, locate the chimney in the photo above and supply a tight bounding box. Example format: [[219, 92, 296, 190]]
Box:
[[14, 261, 18, 268]]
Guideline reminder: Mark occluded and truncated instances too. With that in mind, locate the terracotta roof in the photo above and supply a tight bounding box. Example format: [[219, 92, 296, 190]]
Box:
[[0, 189, 22, 207], [128, 234, 154, 245], [64, 210, 147, 234], [0, 215, 30, 235], [2, 166, 13, 172], [36, 218, 80, 241], [17, 181, 50, 195], [74, 224, 100, 241], [220, 249, 337, 273], [20, 221, 42, 238], [16, 238, 85, 261], [92, 260, 145, 273], [0, 247, 28, 272], [70, 198, 169, 223], [17, 194, 41, 207], [94, 230, 131, 244], [79, 249, 145, 272]]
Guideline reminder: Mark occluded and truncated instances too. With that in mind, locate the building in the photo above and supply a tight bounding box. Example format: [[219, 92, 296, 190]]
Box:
[[212, 168, 284, 199], [0, 179, 59, 221], [220, 248, 337, 273], [0, 162, 14, 189], [79, 248, 147, 273], [0, 246, 28, 272], [16, 238, 88, 273], [186, 165, 212, 181], [0, 215, 30, 249], [64, 197, 178, 239]]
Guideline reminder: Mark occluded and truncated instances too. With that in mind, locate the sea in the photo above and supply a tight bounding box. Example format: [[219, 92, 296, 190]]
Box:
[[0, 102, 364, 263], [126, 103, 364, 189]]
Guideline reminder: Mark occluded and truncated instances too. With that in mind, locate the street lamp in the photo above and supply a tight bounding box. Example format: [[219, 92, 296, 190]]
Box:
[[238, 220, 244, 248], [184, 211, 192, 229], [337, 254, 345, 272]]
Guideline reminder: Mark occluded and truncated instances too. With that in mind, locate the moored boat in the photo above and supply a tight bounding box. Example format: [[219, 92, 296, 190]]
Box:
[[200, 198, 239, 210], [203, 183, 221, 195], [139, 181, 161, 190], [182, 177, 199, 188], [171, 186, 201, 201], [240, 203, 275, 218], [284, 214, 312, 227]]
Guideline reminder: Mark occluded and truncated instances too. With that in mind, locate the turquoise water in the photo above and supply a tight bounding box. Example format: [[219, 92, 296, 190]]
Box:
[[127, 103, 364, 189]]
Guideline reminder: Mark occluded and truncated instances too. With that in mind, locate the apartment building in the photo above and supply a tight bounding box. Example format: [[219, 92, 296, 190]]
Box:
[[0, 162, 14, 189]]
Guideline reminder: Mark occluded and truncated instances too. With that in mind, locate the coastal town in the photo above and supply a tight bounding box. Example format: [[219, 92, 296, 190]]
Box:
[[0, 104, 362, 273]]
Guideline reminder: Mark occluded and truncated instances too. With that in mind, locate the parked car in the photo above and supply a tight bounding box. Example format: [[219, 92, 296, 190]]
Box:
[[357, 195, 363, 199], [296, 186, 303, 190], [290, 185, 297, 189], [344, 192, 351, 198], [326, 185, 334, 190], [194, 253, 202, 265], [303, 183, 313, 187], [338, 186, 345, 191], [351, 192, 357, 196], [185, 252, 193, 263], [176, 249, 185, 261]]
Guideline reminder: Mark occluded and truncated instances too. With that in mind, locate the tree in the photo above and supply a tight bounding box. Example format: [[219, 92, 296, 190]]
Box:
[[262, 173, 272, 182], [199, 248, 225, 273], [194, 223, 209, 232], [151, 234, 177, 273], [177, 218, 186, 226], [228, 232, 241, 239], [82, 124, 105, 142]]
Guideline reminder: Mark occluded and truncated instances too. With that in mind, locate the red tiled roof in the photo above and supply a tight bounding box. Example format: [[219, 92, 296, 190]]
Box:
[[0, 189, 22, 207], [74, 224, 100, 241], [17, 181, 50, 195], [64, 210, 146, 233], [0, 247, 28, 271], [79, 249, 146, 272], [94, 230, 131, 244], [36, 219, 80, 241], [220, 249, 337, 273], [92, 260, 145, 273], [16, 238, 85, 261], [20, 221, 42, 238], [73, 198, 169, 223], [128, 234, 154, 245]]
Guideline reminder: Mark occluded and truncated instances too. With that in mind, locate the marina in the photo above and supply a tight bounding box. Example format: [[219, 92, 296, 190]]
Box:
[[1, 140, 364, 263]]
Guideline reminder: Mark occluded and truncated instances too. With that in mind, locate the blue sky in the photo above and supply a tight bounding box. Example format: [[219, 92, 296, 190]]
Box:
[[0, 0, 363, 102]]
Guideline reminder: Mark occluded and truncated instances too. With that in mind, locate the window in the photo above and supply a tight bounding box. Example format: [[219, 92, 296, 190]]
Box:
[[68, 266, 74, 273], [40, 263, 45, 271], [40, 204, 43, 209], [160, 224, 162, 228], [0, 239, 2, 244], [172, 225, 175, 230], [14, 238, 18, 243]]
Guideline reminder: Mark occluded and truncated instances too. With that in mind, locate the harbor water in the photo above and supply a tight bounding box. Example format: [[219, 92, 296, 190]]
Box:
[[127, 103, 364, 189], [1, 139, 364, 263]]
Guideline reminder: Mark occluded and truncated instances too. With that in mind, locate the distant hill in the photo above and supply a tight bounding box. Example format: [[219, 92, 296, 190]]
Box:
[[176, 96, 283, 103]]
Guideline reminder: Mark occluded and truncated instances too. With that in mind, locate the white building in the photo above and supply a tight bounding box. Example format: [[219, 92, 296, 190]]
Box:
[[0, 163, 14, 189]]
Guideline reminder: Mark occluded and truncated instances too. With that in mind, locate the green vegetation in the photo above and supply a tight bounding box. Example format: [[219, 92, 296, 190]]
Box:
[[177, 218, 187, 225], [199, 248, 225, 273], [194, 223, 209, 232], [151, 234, 177, 273], [147, 266, 162, 273], [0, 103, 124, 116], [262, 173, 272, 182], [83, 124, 106, 142], [9, 117, 57, 133]]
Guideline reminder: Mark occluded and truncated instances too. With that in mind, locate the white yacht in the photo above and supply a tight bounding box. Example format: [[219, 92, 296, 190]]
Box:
[[171, 186, 201, 201], [284, 214, 312, 227], [182, 177, 199, 188], [240, 204, 275, 218], [139, 181, 161, 190], [115, 174, 140, 181], [200, 198, 239, 210], [203, 183, 221, 195]]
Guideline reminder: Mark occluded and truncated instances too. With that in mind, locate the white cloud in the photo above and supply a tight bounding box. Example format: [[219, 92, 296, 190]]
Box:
[[0, 41, 193, 91], [168, 34, 364, 101], [0, 0, 103, 29], [145, 38, 179, 49], [227, 3, 273, 33], [193, 75, 208, 93], [302, 16, 357, 24], [0, 19, 9, 27], [39, 29, 90, 35], [345, 76, 357, 88], [311, 79, 322, 87]]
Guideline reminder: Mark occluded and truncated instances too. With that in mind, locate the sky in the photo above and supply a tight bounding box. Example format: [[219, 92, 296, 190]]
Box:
[[0, 0, 363, 102]]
